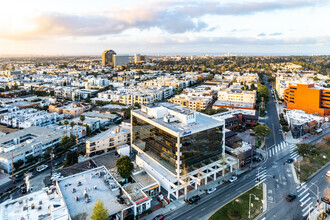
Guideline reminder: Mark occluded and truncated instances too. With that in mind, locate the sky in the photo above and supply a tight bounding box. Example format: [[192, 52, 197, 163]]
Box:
[[0, 0, 329, 56]]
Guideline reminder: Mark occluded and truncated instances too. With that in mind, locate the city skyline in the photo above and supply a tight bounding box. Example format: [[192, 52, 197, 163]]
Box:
[[0, 0, 330, 55]]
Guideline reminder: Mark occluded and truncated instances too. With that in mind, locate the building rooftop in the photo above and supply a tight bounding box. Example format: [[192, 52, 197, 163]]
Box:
[[132, 171, 158, 189], [87, 125, 130, 142], [0, 126, 65, 151], [57, 166, 132, 219], [133, 103, 224, 136], [213, 100, 254, 109], [0, 186, 70, 220]]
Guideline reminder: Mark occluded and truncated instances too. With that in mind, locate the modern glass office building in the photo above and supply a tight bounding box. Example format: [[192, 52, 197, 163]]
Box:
[[132, 103, 224, 176], [131, 103, 239, 199]]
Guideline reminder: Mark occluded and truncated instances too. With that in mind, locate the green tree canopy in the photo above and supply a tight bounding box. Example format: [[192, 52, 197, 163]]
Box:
[[91, 199, 109, 220], [294, 143, 320, 158], [254, 125, 272, 140], [80, 115, 85, 124], [116, 156, 134, 179]]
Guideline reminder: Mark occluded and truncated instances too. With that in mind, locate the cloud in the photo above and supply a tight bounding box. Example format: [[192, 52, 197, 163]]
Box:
[[0, 0, 326, 40], [258, 33, 267, 36], [269, 32, 283, 36]]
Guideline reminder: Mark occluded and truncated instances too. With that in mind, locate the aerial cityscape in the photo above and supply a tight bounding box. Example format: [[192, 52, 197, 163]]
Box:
[[0, 1, 329, 220]]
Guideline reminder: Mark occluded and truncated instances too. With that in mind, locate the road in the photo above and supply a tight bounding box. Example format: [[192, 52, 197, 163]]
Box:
[[166, 168, 264, 220], [167, 77, 329, 220]]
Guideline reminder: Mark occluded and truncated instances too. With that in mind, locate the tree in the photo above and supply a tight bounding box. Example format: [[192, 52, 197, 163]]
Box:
[[64, 120, 69, 133], [70, 121, 75, 129], [294, 143, 320, 158], [80, 115, 85, 125], [91, 199, 109, 220], [254, 125, 272, 146], [85, 94, 91, 103], [65, 151, 78, 166], [13, 159, 24, 171], [116, 156, 134, 179]]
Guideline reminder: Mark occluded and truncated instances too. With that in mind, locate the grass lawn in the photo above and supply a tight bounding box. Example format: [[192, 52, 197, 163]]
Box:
[[295, 139, 330, 182], [209, 186, 263, 220]]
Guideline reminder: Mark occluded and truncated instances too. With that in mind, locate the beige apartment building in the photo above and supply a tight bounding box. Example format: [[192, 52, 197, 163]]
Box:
[[218, 88, 256, 103], [169, 95, 211, 111], [86, 124, 130, 155]]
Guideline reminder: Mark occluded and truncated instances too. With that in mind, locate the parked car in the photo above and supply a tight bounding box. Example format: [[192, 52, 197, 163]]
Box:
[[326, 170, 330, 178], [229, 176, 238, 183], [153, 214, 165, 220], [36, 164, 48, 172], [286, 158, 294, 164], [188, 195, 201, 204], [207, 187, 216, 194], [286, 194, 296, 202]]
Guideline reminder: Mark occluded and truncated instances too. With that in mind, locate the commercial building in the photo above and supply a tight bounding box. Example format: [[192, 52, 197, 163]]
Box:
[[131, 103, 238, 199], [212, 109, 258, 130], [284, 83, 330, 116], [285, 110, 325, 139], [0, 186, 70, 220], [86, 124, 130, 156], [102, 49, 116, 67], [113, 55, 130, 67]]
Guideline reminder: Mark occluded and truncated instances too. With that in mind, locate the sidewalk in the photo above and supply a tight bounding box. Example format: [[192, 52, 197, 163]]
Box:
[[142, 165, 261, 220]]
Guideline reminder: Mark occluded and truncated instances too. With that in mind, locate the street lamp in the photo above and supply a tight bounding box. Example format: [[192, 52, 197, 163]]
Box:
[[249, 193, 259, 219]]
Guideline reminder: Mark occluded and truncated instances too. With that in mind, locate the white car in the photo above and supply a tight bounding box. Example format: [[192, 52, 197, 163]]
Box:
[[36, 164, 48, 172], [229, 176, 238, 183], [207, 187, 216, 194], [327, 170, 330, 178]]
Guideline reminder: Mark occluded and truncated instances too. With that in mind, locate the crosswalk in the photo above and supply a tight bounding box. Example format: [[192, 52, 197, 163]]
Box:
[[256, 167, 267, 184], [296, 182, 316, 217], [289, 144, 300, 160], [267, 141, 294, 158]]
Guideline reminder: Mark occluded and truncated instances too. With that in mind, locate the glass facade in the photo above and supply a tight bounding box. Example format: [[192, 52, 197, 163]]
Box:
[[132, 115, 178, 174], [180, 127, 223, 172], [132, 114, 223, 175]]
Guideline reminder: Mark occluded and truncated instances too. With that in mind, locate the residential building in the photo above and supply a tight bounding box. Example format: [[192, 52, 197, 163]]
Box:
[[131, 103, 238, 199], [284, 83, 330, 116], [102, 49, 116, 67], [212, 109, 258, 130], [86, 124, 130, 155], [0, 126, 65, 173], [213, 87, 256, 110], [169, 95, 212, 111]]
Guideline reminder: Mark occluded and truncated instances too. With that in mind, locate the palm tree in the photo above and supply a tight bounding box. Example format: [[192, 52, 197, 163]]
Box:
[[64, 120, 69, 134], [80, 115, 85, 125], [70, 121, 75, 130]]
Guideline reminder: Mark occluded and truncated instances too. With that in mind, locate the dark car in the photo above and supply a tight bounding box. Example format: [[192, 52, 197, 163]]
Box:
[[286, 158, 294, 163], [286, 194, 296, 202], [21, 186, 27, 194], [153, 214, 165, 220], [188, 195, 201, 204]]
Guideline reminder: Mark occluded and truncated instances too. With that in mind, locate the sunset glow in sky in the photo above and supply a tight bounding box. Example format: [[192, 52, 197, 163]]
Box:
[[0, 0, 329, 55]]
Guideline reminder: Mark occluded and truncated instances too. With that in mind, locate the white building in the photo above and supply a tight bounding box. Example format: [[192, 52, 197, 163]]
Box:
[[86, 124, 130, 155], [0, 127, 65, 173]]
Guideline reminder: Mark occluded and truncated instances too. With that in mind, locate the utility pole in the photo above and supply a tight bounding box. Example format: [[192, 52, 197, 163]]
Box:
[[76, 132, 79, 158], [50, 148, 53, 183], [11, 151, 14, 189], [272, 123, 276, 147]]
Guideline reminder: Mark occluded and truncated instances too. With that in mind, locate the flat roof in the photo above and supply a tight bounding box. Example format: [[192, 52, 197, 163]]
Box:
[[133, 103, 224, 136], [57, 166, 132, 219], [0, 186, 70, 220], [132, 171, 158, 189], [213, 100, 254, 108]]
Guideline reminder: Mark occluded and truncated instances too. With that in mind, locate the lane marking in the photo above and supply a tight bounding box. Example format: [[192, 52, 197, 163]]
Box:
[[302, 202, 314, 212], [299, 193, 310, 202], [298, 188, 309, 196], [300, 197, 311, 207]]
